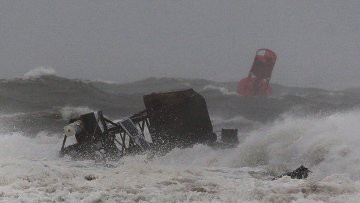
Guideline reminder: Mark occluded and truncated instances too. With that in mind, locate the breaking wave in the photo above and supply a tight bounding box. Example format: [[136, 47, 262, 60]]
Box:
[[60, 106, 95, 120], [153, 110, 360, 179], [201, 85, 237, 95], [1, 75, 360, 201], [226, 110, 360, 179], [1, 110, 360, 202], [23, 66, 57, 79]]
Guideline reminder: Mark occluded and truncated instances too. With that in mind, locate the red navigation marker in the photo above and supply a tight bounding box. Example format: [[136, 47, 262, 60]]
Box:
[[237, 49, 277, 96]]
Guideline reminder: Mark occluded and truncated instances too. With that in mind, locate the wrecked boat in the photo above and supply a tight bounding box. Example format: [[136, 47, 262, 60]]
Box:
[[60, 89, 238, 160]]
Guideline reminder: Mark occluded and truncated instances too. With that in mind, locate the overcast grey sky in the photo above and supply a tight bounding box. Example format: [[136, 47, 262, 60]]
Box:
[[0, 0, 359, 89]]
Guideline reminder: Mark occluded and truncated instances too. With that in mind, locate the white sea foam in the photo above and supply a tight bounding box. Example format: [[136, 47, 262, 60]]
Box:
[[1, 110, 360, 202], [237, 110, 360, 180], [23, 66, 56, 78], [211, 115, 259, 126], [82, 79, 119, 85], [59, 106, 94, 120], [201, 85, 237, 95]]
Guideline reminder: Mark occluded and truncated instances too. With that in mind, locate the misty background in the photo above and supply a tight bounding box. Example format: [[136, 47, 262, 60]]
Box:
[[0, 0, 359, 90]]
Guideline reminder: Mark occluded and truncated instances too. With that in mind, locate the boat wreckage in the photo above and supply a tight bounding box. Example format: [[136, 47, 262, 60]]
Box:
[[60, 89, 238, 160], [59, 88, 310, 179]]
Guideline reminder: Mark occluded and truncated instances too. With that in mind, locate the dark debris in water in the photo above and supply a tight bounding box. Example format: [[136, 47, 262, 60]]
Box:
[[191, 187, 207, 193], [274, 165, 312, 180], [85, 174, 97, 181]]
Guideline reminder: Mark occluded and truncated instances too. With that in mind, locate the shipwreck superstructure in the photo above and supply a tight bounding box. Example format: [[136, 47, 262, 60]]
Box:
[[60, 89, 238, 160]]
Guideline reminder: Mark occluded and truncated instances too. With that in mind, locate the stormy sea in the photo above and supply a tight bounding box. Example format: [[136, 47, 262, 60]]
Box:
[[1, 71, 360, 202]]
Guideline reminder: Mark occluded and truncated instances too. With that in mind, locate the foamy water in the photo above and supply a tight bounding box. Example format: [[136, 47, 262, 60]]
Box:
[[23, 67, 57, 79], [1, 110, 360, 202], [201, 85, 237, 96]]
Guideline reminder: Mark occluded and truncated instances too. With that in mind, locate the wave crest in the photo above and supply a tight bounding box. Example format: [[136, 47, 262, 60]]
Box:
[[24, 66, 56, 78], [201, 85, 237, 95]]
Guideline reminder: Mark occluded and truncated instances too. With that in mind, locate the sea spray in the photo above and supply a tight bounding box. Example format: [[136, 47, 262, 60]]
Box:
[[23, 66, 57, 79], [1, 110, 360, 201], [0, 76, 360, 202]]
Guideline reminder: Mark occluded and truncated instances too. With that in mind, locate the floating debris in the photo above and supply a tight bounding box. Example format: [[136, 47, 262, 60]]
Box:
[[60, 89, 238, 160]]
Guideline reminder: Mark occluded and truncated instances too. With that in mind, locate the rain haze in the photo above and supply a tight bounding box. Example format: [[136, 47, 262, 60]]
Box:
[[0, 0, 359, 90], [4, 2, 360, 202]]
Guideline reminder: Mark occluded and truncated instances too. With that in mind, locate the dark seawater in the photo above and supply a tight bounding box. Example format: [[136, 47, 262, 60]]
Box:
[[0, 75, 359, 134]]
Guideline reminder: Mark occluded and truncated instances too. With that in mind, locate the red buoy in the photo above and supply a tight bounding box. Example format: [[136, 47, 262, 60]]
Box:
[[237, 49, 277, 96]]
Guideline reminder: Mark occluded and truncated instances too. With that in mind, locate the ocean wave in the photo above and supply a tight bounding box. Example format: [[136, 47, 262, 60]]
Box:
[[1, 75, 360, 202], [1, 120, 360, 202], [216, 110, 360, 180], [60, 106, 95, 120], [0, 75, 358, 134], [201, 85, 238, 95], [23, 66, 57, 79]]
